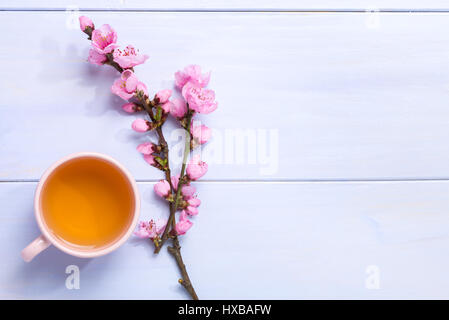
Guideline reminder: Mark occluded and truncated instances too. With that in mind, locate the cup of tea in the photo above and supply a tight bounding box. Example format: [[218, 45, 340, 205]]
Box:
[[21, 152, 140, 262]]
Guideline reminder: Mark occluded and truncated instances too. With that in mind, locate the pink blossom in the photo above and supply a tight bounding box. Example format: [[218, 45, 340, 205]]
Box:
[[132, 118, 150, 132], [171, 175, 180, 191], [143, 154, 155, 166], [169, 98, 187, 118], [122, 102, 137, 113], [134, 219, 167, 239], [188, 198, 201, 207], [113, 45, 149, 69], [186, 155, 208, 180], [111, 70, 139, 100], [91, 24, 118, 54], [186, 195, 200, 215], [181, 185, 196, 199], [154, 180, 171, 198], [136, 82, 148, 97], [161, 102, 171, 113], [182, 82, 217, 114], [156, 89, 172, 104], [185, 197, 201, 216], [175, 65, 210, 89], [134, 221, 151, 238], [175, 210, 193, 235], [191, 123, 212, 144], [154, 219, 167, 234], [88, 49, 107, 65], [137, 142, 155, 155], [79, 16, 94, 32], [186, 206, 199, 216]]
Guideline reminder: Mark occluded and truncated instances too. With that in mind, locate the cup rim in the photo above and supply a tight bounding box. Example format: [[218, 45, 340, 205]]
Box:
[[34, 152, 140, 258]]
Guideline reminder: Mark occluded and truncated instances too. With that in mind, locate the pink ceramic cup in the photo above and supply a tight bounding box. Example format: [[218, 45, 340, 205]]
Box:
[[21, 152, 140, 262]]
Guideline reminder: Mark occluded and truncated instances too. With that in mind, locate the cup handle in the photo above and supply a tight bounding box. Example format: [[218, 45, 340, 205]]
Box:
[[21, 235, 51, 262]]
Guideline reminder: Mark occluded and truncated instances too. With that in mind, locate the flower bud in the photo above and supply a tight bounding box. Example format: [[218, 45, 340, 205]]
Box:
[[175, 210, 193, 235], [191, 123, 212, 145], [169, 98, 187, 118], [187, 198, 201, 207], [137, 142, 156, 155], [171, 175, 180, 191], [79, 16, 94, 32], [181, 185, 196, 199], [186, 206, 199, 216], [161, 101, 172, 114], [154, 180, 171, 198], [156, 89, 172, 104], [132, 118, 150, 132], [136, 82, 148, 97], [122, 102, 138, 113], [143, 154, 156, 166], [186, 155, 208, 180]]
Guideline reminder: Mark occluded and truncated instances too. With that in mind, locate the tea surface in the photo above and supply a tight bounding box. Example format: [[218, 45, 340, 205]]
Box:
[[41, 157, 134, 248]]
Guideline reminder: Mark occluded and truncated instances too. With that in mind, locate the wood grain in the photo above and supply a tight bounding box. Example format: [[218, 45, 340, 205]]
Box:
[[3, 181, 449, 299], [2, 12, 449, 180], [2, 8, 449, 300], [2, 1, 449, 11]]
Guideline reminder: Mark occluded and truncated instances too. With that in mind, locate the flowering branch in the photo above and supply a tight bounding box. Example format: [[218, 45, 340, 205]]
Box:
[[155, 111, 192, 253], [79, 17, 217, 300], [168, 236, 198, 300]]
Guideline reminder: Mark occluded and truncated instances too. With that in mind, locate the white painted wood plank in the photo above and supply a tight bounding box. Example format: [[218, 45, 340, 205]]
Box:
[[2, 181, 449, 299], [3, 1, 449, 11], [2, 12, 449, 180]]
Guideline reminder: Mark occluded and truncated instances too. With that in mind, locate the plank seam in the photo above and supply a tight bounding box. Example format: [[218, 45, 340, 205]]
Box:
[[2, 8, 449, 13], [3, 178, 449, 183]]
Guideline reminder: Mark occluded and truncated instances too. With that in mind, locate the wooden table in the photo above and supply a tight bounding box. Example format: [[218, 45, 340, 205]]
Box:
[[2, 1, 449, 299]]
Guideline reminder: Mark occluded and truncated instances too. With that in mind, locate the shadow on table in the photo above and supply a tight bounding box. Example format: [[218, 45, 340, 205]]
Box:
[[10, 222, 117, 298], [37, 39, 126, 117]]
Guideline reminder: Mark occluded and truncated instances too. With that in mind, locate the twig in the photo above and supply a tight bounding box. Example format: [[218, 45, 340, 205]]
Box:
[[154, 112, 192, 253], [105, 53, 124, 73], [168, 237, 199, 300], [82, 26, 198, 298]]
